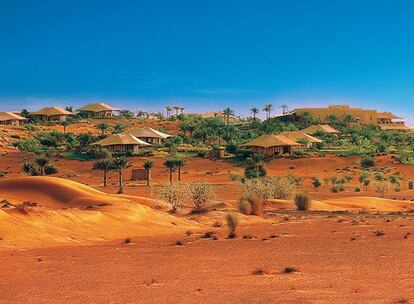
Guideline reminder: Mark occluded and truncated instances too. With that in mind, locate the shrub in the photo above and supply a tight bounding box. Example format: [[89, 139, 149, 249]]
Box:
[[269, 177, 296, 199], [311, 177, 322, 190], [408, 180, 413, 190], [238, 197, 252, 215], [158, 183, 189, 213], [243, 178, 272, 215], [294, 192, 311, 210], [188, 182, 214, 212], [355, 187, 361, 192], [197, 151, 207, 158], [361, 156, 375, 168], [44, 164, 59, 175], [225, 212, 238, 238]]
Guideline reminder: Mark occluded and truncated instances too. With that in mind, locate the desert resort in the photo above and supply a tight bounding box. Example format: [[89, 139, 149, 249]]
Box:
[[0, 102, 413, 303]]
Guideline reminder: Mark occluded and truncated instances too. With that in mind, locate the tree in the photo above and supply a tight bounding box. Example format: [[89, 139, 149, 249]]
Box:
[[280, 104, 289, 114], [111, 157, 132, 194], [165, 106, 172, 118], [112, 123, 125, 134], [35, 155, 49, 176], [163, 159, 176, 184], [222, 107, 235, 125], [312, 177, 322, 191], [96, 123, 109, 135], [22, 161, 34, 175], [250, 107, 259, 120], [343, 113, 356, 128], [173, 106, 180, 116], [263, 104, 272, 120], [93, 159, 113, 187], [61, 120, 72, 134], [174, 158, 186, 181], [143, 160, 155, 186]]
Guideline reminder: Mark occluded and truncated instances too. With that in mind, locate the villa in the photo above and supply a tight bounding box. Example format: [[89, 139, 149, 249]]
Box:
[[78, 103, 119, 118], [92, 133, 151, 154], [126, 127, 172, 144], [302, 124, 341, 135], [278, 131, 322, 148], [30, 107, 75, 121], [280, 105, 409, 131], [240, 134, 302, 156], [0, 112, 27, 126]]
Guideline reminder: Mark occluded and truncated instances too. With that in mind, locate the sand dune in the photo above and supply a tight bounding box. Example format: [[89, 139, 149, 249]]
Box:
[[0, 177, 201, 248], [268, 196, 414, 212]]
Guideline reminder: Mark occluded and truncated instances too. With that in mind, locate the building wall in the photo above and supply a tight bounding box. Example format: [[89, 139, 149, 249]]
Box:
[[0, 119, 21, 126]]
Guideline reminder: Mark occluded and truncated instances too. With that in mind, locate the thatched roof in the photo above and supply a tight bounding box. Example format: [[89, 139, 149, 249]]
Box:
[[378, 124, 411, 131], [279, 131, 322, 143], [78, 103, 119, 112], [126, 127, 172, 139], [30, 107, 75, 116], [240, 134, 302, 148], [92, 133, 151, 147], [377, 112, 403, 120], [302, 124, 341, 135], [0, 112, 27, 121]]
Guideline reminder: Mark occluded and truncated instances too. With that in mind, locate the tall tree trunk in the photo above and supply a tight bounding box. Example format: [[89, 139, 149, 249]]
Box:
[[146, 169, 151, 186], [118, 170, 123, 193], [178, 167, 181, 181], [103, 170, 107, 187], [169, 169, 173, 184]]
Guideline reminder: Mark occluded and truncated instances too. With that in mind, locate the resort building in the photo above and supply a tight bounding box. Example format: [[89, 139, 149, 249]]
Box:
[[302, 124, 341, 135], [0, 112, 27, 126], [126, 127, 172, 144], [30, 107, 75, 121], [78, 103, 119, 118], [282, 105, 409, 131], [278, 131, 322, 148], [240, 134, 302, 156], [92, 133, 151, 154]]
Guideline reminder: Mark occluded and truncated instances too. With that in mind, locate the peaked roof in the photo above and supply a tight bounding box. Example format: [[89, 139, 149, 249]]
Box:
[[279, 131, 323, 143], [30, 107, 75, 116], [78, 103, 119, 112], [302, 124, 341, 134], [240, 134, 302, 148], [126, 127, 172, 139], [377, 112, 403, 120], [378, 124, 411, 131], [0, 112, 28, 121], [92, 133, 151, 146]]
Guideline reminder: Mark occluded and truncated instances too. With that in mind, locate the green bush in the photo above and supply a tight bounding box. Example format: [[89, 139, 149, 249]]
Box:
[[361, 156, 375, 168], [408, 180, 413, 190], [355, 187, 361, 192], [44, 165, 59, 175]]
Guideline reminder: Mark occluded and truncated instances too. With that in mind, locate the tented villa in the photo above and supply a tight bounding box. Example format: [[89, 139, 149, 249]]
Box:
[[126, 127, 172, 144], [240, 134, 302, 156], [78, 103, 119, 118], [30, 107, 75, 121], [92, 133, 151, 154], [0, 112, 27, 126], [279, 131, 322, 148], [302, 124, 341, 135]]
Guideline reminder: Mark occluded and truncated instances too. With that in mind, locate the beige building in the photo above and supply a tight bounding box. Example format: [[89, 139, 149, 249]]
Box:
[[126, 127, 172, 144], [0, 112, 27, 126], [278, 131, 322, 148], [286, 105, 409, 131], [240, 134, 302, 156], [92, 133, 151, 154], [78, 103, 119, 118], [30, 107, 75, 121], [302, 124, 341, 135]]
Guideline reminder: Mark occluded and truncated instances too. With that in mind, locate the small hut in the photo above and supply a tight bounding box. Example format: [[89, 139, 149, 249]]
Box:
[[30, 107, 75, 121], [302, 124, 341, 135], [240, 134, 302, 156], [92, 133, 151, 154], [279, 131, 322, 148], [126, 127, 172, 144], [0, 112, 27, 126], [78, 103, 119, 118]]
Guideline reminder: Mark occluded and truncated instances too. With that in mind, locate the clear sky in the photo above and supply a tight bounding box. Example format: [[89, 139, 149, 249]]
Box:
[[1, 0, 414, 124]]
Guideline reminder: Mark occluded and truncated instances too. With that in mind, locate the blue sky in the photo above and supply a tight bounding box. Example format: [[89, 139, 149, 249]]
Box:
[[1, 0, 414, 124]]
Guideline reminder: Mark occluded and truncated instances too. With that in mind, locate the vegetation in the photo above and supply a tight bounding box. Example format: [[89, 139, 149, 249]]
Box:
[[143, 160, 155, 186], [158, 183, 189, 213], [294, 192, 311, 210], [225, 212, 238, 238], [93, 159, 113, 187], [111, 157, 132, 194], [188, 182, 214, 212]]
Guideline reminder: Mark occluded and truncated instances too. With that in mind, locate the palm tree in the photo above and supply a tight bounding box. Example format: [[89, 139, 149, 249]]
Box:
[[280, 104, 289, 114], [61, 120, 72, 134], [222, 107, 235, 125], [22, 161, 34, 175], [180, 107, 185, 115], [35, 155, 49, 176], [173, 106, 180, 116], [111, 157, 132, 194], [96, 122, 109, 135], [263, 104, 273, 120], [163, 159, 176, 184], [93, 158, 113, 187], [165, 106, 172, 117], [343, 113, 356, 128], [174, 158, 186, 181], [249, 153, 264, 172], [250, 107, 259, 120], [143, 160, 155, 186]]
